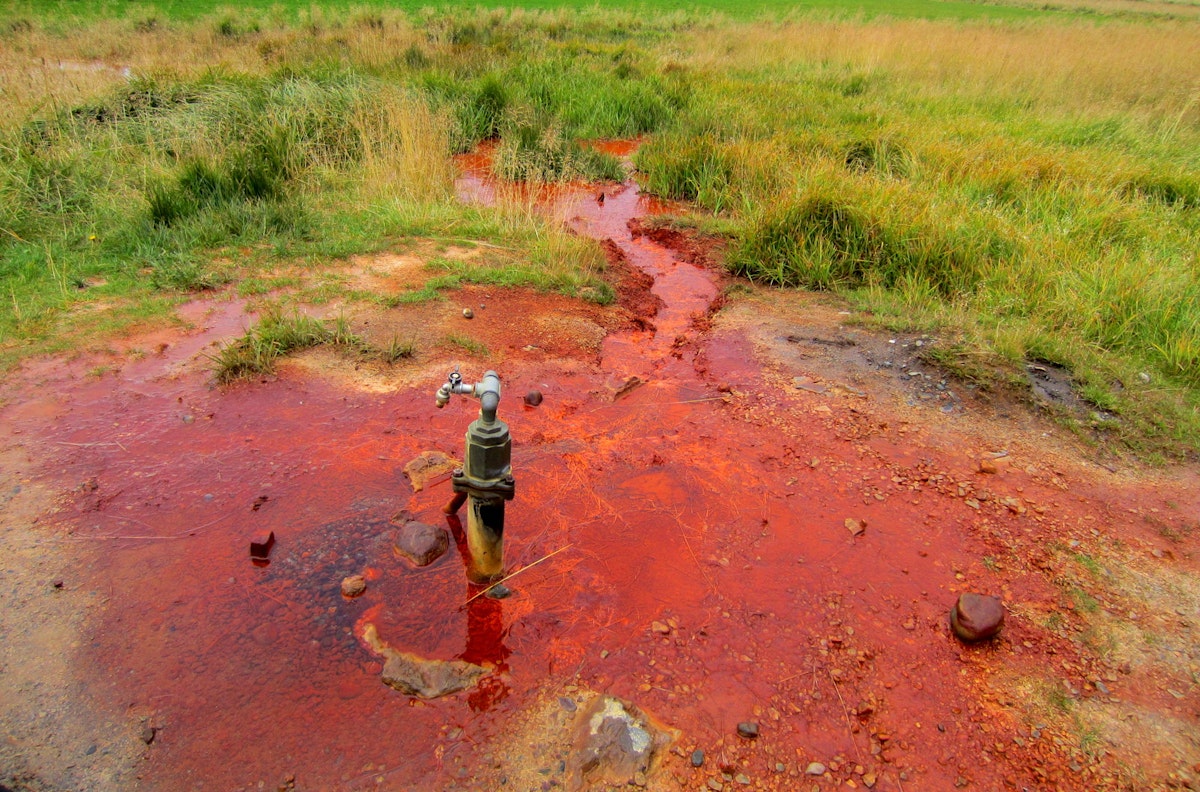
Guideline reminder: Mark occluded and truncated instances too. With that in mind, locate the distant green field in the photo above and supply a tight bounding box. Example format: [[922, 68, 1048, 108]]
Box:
[[5, 0, 1049, 22]]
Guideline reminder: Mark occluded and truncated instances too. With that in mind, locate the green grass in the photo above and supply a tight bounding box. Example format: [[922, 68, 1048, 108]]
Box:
[[1, 4, 1198, 458], [209, 306, 412, 382], [3, 0, 1052, 25]]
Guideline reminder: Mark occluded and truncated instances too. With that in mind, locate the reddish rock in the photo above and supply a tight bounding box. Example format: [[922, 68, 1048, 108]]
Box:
[[394, 521, 449, 567], [950, 593, 1005, 642], [250, 531, 275, 560]]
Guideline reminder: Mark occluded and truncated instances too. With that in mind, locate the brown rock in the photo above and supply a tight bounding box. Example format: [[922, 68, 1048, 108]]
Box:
[[978, 457, 1008, 474], [950, 593, 1005, 642], [568, 696, 672, 790], [394, 521, 449, 567], [341, 575, 367, 598], [524, 390, 543, 407]]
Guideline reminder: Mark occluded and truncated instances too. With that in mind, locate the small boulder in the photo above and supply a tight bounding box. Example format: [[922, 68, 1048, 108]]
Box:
[[950, 593, 1005, 642], [568, 696, 671, 790], [394, 521, 449, 567]]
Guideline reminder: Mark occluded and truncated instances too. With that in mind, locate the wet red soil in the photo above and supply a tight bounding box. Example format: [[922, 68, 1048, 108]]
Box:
[[2, 151, 1200, 791]]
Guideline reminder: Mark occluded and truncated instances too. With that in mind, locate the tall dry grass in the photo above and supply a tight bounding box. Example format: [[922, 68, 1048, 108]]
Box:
[[351, 87, 455, 201], [687, 19, 1200, 135]]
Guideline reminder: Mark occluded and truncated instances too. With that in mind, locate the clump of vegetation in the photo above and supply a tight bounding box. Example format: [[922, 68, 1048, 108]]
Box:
[[493, 110, 624, 182], [210, 307, 414, 383]]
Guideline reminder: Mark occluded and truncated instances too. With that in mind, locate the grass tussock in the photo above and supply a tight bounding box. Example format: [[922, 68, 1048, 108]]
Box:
[[211, 306, 413, 383]]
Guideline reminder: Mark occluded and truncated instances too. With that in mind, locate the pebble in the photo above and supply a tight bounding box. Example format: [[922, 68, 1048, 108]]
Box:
[[462, 308, 474, 319], [524, 390, 543, 407], [651, 621, 671, 635], [735, 773, 751, 785], [736, 722, 759, 739], [341, 575, 367, 598], [140, 726, 156, 745], [486, 583, 512, 600], [707, 780, 724, 791], [950, 593, 1005, 642], [691, 749, 705, 767], [805, 762, 826, 776]]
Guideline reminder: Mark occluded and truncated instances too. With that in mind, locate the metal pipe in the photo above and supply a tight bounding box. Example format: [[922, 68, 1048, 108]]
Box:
[[435, 368, 515, 584]]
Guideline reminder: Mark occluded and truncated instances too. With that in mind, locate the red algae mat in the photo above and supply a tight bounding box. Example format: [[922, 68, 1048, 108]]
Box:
[[2, 168, 1200, 792]]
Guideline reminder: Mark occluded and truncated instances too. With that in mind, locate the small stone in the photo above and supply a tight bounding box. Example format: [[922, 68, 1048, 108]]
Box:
[[341, 575, 367, 598], [140, 726, 156, 745], [463, 308, 474, 319], [632, 771, 647, 787], [845, 518, 866, 537], [559, 696, 577, 712], [806, 762, 826, 776], [485, 583, 512, 600], [650, 621, 671, 635], [951, 593, 1005, 642], [691, 749, 705, 767], [394, 521, 449, 567], [708, 780, 724, 792], [736, 722, 759, 739], [735, 773, 751, 785], [52, 579, 64, 589], [863, 772, 877, 788], [717, 383, 732, 393], [524, 390, 544, 407], [249, 531, 275, 560]]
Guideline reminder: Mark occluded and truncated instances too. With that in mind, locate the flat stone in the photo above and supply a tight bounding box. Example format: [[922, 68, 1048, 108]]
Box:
[[394, 521, 449, 567], [951, 593, 1005, 642], [402, 450, 458, 493], [736, 722, 759, 739], [806, 762, 827, 776], [364, 624, 488, 699], [691, 749, 705, 767]]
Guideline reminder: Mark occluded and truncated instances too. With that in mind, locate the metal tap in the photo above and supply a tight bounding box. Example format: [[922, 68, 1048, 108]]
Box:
[[434, 368, 514, 584]]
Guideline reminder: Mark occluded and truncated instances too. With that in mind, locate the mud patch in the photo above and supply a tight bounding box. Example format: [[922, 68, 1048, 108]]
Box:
[[601, 238, 660, 327]]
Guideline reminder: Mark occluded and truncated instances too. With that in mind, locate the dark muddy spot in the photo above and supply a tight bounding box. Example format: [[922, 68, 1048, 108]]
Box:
[[1025, 359, 1076, 405]]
